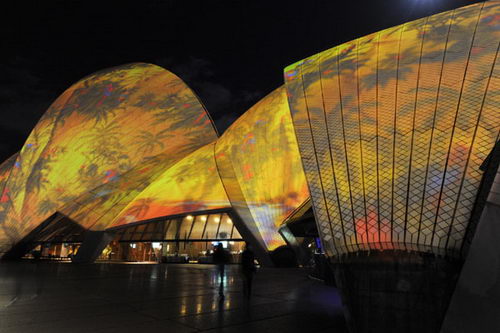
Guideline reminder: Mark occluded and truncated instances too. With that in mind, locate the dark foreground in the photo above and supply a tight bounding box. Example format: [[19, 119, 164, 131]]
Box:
[[0, 262, 347, 333]]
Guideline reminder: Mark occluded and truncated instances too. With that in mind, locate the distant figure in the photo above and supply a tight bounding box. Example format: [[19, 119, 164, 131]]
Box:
[[212, 243, 230, 298], [241, 243, 256, 298], [31, 249, 41, 261]]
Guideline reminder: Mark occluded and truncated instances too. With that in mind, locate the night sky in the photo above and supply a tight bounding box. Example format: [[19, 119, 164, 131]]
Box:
[[0, 0, 482, 162]]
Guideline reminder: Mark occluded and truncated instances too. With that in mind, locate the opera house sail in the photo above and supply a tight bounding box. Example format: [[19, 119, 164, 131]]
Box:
[[0, 2, 498, 332], [285, 1, 499, 332]]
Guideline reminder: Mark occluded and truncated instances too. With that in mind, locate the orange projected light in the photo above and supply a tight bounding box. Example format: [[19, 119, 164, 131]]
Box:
[[109, 143, 230, 228], [216, 87, 309, 250], [285, 1, 500, 257], [2, 2, 497, 261], [0, 63, 218, 253], [0, 154, 18, 242], [0, 154, 17, 205]]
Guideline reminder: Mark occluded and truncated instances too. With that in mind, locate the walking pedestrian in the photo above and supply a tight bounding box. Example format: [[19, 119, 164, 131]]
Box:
[[212, 243, 230, 298], [241, 242, 256, 298]]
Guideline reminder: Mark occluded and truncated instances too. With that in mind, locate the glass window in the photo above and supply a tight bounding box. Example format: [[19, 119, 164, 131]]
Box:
[[152, 220, 167, 240], [178, 215, 194, 240], [135, 224, 147, 233], [114, 228, 125, 239], [111, 213, 240, 243], [217, 214, 232, 239], [231, 224, 242, 239], [140, 222, 156, 241], [203, 214, 220, 240], [131, 224, 147, 240], [121, 226, 137, 241], [164, 219, 181, 240], [189, 215, 205, 240]]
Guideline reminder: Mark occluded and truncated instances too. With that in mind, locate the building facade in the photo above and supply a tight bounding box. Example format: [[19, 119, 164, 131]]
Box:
[[0, 2, 499, 332]]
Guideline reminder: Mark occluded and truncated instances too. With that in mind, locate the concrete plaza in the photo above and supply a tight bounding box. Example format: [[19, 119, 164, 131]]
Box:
[[0, 262, 347, 332]]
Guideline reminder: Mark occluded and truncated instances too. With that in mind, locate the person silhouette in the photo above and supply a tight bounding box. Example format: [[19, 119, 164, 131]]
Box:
[[212, 243, 229, 298], [241, 242, 256, 298]]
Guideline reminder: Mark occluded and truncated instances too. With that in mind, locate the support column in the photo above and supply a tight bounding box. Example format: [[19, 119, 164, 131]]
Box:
[[332, 251, 461, 333], [72, 230, 114, 264], [441, 163, 500, 332], [278, 225, 310, 266], [441, 203, 500, 332], [229, 210, 273, 267]]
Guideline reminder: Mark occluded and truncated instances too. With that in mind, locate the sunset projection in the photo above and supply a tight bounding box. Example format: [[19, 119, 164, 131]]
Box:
[[109, 142, 230, 228], [285, 1, 500, 257], [215, 87, 309, 251], [0, 63, 218, 254]]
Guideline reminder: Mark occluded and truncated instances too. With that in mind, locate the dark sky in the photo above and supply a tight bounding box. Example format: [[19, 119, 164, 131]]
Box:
[[0, 0, 482, 162]]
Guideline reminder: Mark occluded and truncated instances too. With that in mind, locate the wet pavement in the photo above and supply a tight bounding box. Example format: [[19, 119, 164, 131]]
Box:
[[0, 262, 348, 332]]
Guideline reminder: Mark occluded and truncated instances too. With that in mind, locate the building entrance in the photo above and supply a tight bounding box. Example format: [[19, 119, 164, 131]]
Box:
[[99, 210, 245, 263], [101, 240, 245, 263]]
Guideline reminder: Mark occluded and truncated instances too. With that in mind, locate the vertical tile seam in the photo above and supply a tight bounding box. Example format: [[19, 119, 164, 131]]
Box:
[[390, 25, 405, 248], [318, 52, 344, 252], [299, 58, 348, 250], [336, 45, 360, 250], [416, 10, 456, 246], [430, 3, 485, 248], [446, 41, 500, 251], [355, 38, 371, 244], [375, 33, 382, 244]]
